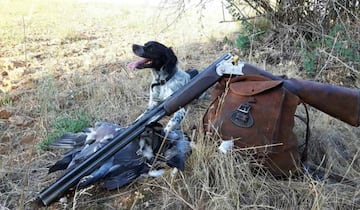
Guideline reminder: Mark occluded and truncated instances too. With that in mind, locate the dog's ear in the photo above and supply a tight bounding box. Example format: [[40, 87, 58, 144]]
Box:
[[163, 47, 177, 73]]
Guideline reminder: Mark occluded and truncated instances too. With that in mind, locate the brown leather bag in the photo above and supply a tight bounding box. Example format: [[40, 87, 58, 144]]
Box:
[[203, 75, 301, 176]]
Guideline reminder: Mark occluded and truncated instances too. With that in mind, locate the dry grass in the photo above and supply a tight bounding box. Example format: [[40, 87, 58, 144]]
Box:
[[0, 0, 359, 209]]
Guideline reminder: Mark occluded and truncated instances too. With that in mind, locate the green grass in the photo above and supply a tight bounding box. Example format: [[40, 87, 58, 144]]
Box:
[[39, 110, 91, 150], [0, 93, 13, 106]]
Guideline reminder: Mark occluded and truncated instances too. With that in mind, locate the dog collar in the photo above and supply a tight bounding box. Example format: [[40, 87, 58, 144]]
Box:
[[151, 69, 177, 89]]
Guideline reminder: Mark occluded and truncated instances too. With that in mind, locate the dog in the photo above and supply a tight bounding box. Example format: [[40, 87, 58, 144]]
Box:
[[128, 41, 198, 132]]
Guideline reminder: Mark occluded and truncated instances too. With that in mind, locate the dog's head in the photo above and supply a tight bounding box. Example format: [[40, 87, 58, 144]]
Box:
[[128, 41, 177, 73]]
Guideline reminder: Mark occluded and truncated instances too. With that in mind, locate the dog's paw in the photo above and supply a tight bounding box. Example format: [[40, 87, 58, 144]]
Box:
[[163, 126, 171, 134], [165, 109, 186, 132], [164, 121, 178, 133], [78, 175, 94, 187]]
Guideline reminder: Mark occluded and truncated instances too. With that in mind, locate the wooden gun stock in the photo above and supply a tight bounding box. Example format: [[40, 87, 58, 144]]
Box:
[[284, 79, 360, 126], [241, 63, 360, 126]]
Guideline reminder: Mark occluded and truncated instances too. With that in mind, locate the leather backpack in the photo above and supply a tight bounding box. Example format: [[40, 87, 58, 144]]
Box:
[[203, 75, 302, 176]]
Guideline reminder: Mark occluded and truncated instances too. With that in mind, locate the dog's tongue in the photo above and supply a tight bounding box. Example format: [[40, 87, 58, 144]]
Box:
[[127, 58, 151, 70]]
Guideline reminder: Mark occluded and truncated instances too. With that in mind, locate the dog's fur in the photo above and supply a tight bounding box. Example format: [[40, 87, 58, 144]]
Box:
[[128, 41, 197, 132]]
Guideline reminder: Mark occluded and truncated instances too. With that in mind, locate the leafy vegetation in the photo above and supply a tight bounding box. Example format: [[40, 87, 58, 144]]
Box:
[[235, 19, 265, 52], [298, 23, 360, 76], [300, 49, 318, 76]]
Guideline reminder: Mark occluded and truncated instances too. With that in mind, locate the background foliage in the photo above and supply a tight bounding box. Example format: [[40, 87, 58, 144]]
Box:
[[226, 0, 360, 85]]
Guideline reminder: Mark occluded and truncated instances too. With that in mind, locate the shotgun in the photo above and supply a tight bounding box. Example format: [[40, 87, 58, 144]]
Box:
[[35, 53, 233, 206], [36, 53, 360, 206]]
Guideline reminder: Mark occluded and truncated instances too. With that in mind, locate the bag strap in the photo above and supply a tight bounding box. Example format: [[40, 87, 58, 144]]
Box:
[[295, 103, 311, 162]]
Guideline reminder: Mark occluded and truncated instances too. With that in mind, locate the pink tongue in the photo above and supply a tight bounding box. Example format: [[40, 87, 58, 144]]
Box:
[[127, 58, 151, 70]]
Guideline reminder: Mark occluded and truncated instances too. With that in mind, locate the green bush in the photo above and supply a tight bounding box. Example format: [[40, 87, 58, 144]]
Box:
[[235, 32, 250, 50], [235, 19, 265, 52], [300, 49, 318, 76], [300, 24, 360, 76], [322, 24, 359, 62]]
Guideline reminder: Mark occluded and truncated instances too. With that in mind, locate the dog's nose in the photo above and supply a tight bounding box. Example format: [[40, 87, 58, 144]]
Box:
[[132, 44, 140, 51], [132, 44, 144, 55]]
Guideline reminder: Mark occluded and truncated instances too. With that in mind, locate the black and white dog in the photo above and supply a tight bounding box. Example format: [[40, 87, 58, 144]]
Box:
[[128, 41, 198, 132]]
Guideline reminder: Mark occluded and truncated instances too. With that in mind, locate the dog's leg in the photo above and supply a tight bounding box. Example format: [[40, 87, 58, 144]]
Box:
[[147, 86, 161, 111], [164, 108, 186, 133], [147, 100, 158, 112]]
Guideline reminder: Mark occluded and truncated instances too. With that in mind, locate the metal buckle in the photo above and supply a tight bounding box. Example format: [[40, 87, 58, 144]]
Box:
[[231, 103, 254, 128], [237, 103, 251, 113], [159, 79, 166, 85]]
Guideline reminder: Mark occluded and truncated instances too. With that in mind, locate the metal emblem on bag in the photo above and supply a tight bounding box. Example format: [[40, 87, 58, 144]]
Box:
[[231, 103, 254, 128]]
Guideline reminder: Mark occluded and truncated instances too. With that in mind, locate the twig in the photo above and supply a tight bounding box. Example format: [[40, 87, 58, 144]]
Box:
[[315, 34, 339, 80], [333, 0, 360, 22], [235, 143, 284, 151], [157, 0, 186, 34], [151, 131, 169, 169], [219, 14, 269, 23], [331, 0, 352, 40], [151, 178, 196, 210], [318, 49, 359, 74]]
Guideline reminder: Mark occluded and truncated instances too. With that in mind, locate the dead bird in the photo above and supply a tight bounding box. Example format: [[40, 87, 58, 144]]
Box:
[[48, 121, 191, 190]]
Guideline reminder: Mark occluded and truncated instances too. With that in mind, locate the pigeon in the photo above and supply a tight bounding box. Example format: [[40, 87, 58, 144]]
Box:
[[48, 121, 191, 190], [163, 130, 192, 171]]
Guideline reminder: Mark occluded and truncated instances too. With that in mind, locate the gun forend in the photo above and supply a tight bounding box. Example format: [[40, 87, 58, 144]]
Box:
[[164, 53, 232, 114]]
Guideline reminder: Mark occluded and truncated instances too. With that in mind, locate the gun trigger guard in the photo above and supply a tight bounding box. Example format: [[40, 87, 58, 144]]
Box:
[[216, 61, 245, 76]]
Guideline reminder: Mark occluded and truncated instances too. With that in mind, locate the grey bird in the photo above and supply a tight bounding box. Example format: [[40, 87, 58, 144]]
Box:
[[48, 121, 191, 190]]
